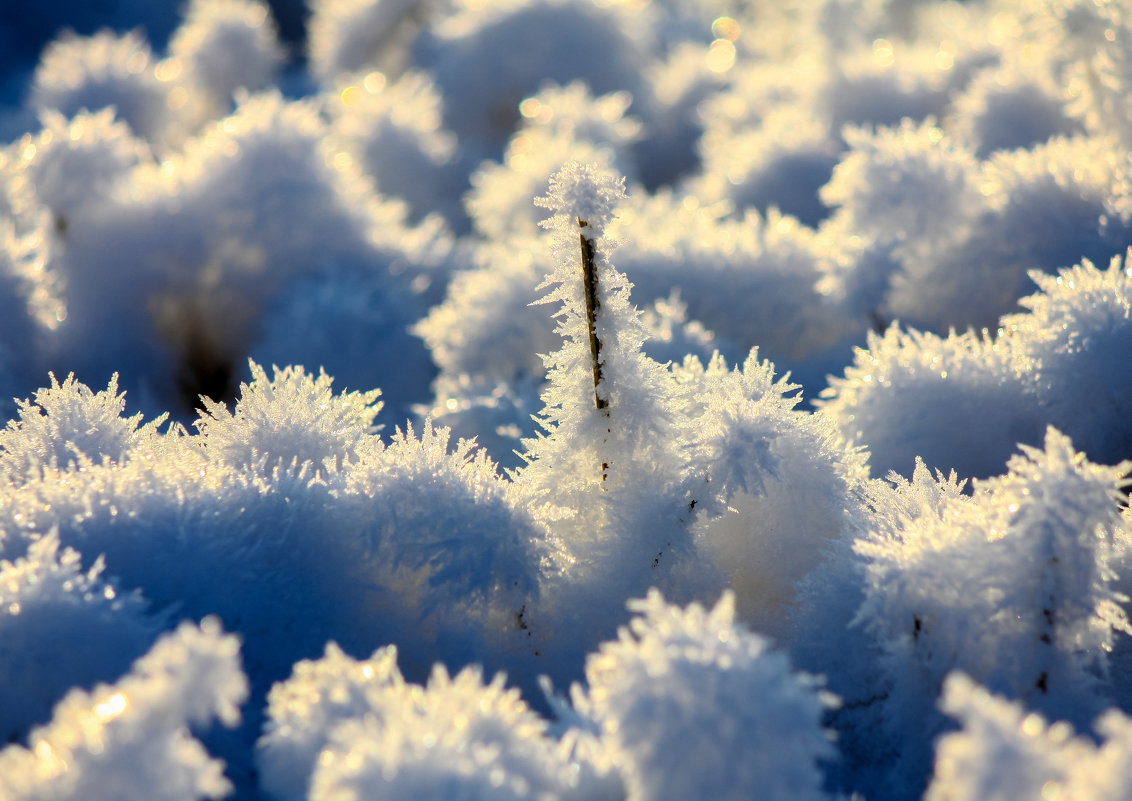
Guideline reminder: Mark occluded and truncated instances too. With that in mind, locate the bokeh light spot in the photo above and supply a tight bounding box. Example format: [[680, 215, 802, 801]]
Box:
[[706, 40, 736, 73], [712, 17, 741, 42], [873, 38, 894, 67], [155, 58, 182, 82], [340, 86, 362, 106], [363, 71, 386, 93]]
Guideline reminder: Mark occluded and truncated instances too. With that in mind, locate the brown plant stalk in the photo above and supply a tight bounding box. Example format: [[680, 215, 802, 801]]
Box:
[[578, 217, 610, 481]]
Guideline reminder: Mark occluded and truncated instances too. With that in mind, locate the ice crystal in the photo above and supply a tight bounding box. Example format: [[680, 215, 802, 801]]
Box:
[[0, 373, 167, 480], [194, 361, 381, 475], [31, 30, 173, 145], [582, 590, 834, 801], [0, 618, 247, 801], [0, 532, 159, 745]]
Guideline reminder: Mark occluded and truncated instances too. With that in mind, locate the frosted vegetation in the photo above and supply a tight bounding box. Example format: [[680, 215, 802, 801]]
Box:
[[2, 0, 1132, 799]]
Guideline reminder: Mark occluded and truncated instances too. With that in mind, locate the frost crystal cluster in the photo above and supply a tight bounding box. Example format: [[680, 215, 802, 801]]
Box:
[[4, 0, 1132, 799]]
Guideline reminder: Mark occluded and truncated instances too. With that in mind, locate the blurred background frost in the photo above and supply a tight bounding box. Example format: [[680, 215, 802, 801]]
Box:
[[3, 0, 1131, 479]]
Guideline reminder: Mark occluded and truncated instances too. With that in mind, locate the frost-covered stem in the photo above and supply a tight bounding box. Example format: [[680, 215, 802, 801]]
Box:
[[578, 217, 608, 414], [578, 217, 610, 483]]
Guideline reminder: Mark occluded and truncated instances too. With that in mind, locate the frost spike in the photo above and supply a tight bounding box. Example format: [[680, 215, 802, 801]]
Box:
[[534, 162, 628, 484]]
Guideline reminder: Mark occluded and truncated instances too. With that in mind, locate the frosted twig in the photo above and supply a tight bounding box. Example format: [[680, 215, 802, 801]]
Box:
[[578, 217, 608, 414], [578, 217, 610, 482]]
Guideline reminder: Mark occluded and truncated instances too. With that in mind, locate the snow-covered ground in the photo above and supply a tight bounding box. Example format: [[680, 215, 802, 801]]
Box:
[[3, 1, 1132, 799]]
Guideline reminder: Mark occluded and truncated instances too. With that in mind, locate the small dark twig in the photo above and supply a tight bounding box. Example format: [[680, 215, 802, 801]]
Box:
[[578, 217, 610, 482], [578, 218, 608, 413]]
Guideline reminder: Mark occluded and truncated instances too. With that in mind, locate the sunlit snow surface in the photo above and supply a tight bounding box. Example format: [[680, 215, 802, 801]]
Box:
[[3, 0, 1132, 799]]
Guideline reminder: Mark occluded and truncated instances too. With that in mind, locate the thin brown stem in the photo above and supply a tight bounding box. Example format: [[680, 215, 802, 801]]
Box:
[[578, 218, 608, 413], [578, 217, 610, 482]]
